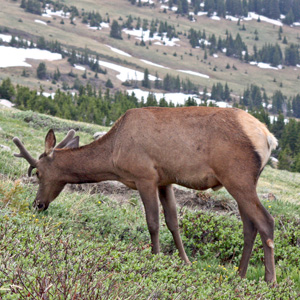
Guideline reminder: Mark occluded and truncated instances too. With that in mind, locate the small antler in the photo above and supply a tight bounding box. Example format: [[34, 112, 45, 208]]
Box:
[[13, 137, 38, 168], [55, 129, 76, 149]]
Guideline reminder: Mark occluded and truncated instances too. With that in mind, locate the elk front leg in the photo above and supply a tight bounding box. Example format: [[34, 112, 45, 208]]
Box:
[[137, 180, 160, 254], [159, 185, 190, 264]]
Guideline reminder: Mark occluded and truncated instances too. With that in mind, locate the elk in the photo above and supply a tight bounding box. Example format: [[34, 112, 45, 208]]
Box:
[[13, 107, 277, 282]]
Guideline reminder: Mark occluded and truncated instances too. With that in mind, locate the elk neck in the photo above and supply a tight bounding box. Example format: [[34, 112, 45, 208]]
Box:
[[52, 134, 119, 184]]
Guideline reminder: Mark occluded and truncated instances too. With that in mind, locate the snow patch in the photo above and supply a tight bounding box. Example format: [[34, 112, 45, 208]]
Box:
[[247, 12, 283, 26], [88, 22, 109, 30], [141, 0, 154, 3], [123, 28, 180, 47], [197, 12, 207, 17], [42, 4, 70, 18], [140, 59, 169, 69], [226, 15, 239, 22], [98, 60, 157, 82], [206, 100, 232, 108], [250, 61, 279, 70], [100, 22, 110, 28], [127, 89, 199, 106], [106, 45, 132, 57], [0, 99, 14, 108], [74, 64, 86, 71], [0, 34, 12, 43], [160, 5, 178, 11], [0, 46, 62, 68], [177, 70, 210, 79], [211, 15, 221, 21], [35, 20, 48, 26], [269, 115, 288, 124]]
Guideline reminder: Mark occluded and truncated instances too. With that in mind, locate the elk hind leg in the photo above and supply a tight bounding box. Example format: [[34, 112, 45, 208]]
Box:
[[238, 207, 258, 278], [225, 184, 276, 282]]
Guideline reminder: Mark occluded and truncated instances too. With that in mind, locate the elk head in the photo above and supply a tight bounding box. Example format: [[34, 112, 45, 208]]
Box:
[[13, 129, 79, 211]]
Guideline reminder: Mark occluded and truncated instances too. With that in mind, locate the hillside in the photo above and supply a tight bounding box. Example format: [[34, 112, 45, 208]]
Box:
[[1, 106, 300, 298], [0, 0, 300, 101]]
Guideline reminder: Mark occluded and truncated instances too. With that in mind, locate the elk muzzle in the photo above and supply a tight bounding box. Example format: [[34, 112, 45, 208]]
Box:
[[32, 199, 49, 211]]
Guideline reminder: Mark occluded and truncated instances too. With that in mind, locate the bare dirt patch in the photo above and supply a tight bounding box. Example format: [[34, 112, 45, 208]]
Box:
[[67, 181, 239, 215]]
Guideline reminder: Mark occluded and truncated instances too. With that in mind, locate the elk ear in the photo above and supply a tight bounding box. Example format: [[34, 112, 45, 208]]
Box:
[[45, 129, 56, 154], [65, 136, 80, 149]]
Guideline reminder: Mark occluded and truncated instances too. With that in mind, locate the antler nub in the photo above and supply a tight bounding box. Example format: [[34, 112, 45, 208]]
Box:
[[55, 129, 76, 149], [13, 137, 38, 168]]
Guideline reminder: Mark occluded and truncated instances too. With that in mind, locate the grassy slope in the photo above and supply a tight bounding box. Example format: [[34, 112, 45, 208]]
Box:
[[0, 106, 300, 299], [0, 0, 300, 98]]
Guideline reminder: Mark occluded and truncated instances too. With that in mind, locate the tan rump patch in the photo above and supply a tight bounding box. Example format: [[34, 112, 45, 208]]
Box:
[[237, 110, 278, 169]]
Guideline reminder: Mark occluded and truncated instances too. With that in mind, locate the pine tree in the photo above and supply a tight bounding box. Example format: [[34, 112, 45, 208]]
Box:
[[110, 20, 123, 39], [0, 77, 15, 100], [278, 147, 292, 171], [136, 17, 141, 30], [217, 0, 226, 18], [154, 72, 161, 89], [37, 62, 47, 79], [293, 0, 300, 21], [272, 113, 285, 139], [272, 90, 284, 114], [142, 68, 151, 88], [105, 79, 114, 88], [146, 93, 158, 106], [224, 83, 231, 101], [285, 44, 299, 66], [283, 9, 294, 25]]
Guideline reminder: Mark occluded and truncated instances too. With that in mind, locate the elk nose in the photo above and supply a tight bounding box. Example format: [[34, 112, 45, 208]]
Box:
[[35, 203, 46, 211]]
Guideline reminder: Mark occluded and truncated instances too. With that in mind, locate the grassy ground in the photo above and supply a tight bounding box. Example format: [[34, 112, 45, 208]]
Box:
[[0, 106, 300, 299], [1, 0, 300, 97]]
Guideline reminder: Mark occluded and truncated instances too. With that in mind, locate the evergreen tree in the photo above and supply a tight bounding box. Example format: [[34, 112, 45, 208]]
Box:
[[278, 146, 293, 171], [146, 93, 158, 106], [285, 44, 299, 66], [185, 97, 197, 106], [24, 0, 42, 15], [272, 90, 284, 114], [216, 0, 226, 18], [110, 20, 123, 39], [37, 62, 47, 79], [0, 77, 15, 100], [136, 17, 141, 29], [292, 94, 300, 118], [142, 19, 148, 31], [283, 9, 294, 25], [105, 79, 114, 88], [271, 112, 285, 140], [224, 83, 231, 101], [142, 68, 151, 88], [292, 152, 300, 172], [154, 72, 161, 89], [293, 0, 300, 21], [182, 0, 189, 14], [159, 97, 169, 107]]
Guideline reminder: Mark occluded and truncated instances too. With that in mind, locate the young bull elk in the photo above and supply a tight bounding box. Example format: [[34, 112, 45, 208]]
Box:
[[13, 107, 278, 282]]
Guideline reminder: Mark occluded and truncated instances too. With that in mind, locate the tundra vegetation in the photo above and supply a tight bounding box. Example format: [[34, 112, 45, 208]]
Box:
[[0, 107, 300, 299], [1, 0, 300, 297]]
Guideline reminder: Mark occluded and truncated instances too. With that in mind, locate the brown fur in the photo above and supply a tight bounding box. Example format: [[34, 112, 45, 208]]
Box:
[[13, 106, 277, 282]]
